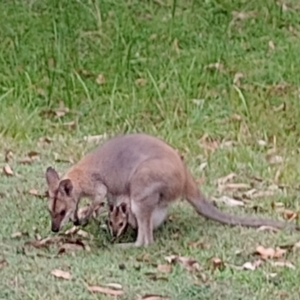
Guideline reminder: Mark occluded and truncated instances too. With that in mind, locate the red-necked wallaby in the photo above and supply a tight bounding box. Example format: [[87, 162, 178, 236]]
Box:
[[45, 133, 300, 247], [107, 196, 167, 240]]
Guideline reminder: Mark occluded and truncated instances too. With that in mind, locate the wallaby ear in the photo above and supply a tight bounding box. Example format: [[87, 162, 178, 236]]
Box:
[[119, 202, 127, 214], [58, 179, 73, 196], [45, 167, 60, 191]]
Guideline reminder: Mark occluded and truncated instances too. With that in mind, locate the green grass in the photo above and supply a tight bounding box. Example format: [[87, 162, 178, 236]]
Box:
[[2, 0, 300, 299]]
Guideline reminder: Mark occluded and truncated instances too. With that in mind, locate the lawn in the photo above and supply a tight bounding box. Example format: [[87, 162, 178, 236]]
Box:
[[1, 0, 300, 299]]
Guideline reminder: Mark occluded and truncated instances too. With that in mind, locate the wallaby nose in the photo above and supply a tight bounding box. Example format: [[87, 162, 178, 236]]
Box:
[[51, 224, 59, 233]]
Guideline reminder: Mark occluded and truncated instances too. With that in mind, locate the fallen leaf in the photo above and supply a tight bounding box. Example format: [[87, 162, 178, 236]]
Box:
[[268, 40, 275, 50], [205, 62, 224, 71], [246, 190, 276, 199], [105, 283, 123, 290], [144, 272, 169, 282], [5, 150, 13, 162], [257, 140, 267, 146], [164, 255, 201, 273], [281, 209, 298, 221], [0, 259, 8, 269], [188, 240, 210, 249], [217, 173, 236, 185], [135, 78, 147, 86], [266, 154, 283, 165], [192, 99, 205, 106], [210, 257, 225, 271], [62, 121, 76, 130], [198, 162, 207, 172], [233, 72, 244, 86], [218, 183, 251, 192], [18, 157, 32, 164], [273, 102, 286, 112], [232, 10, 257, 21], [257, 226, 280, 233], [270, 261, 295, 269], [58, 242, 85, 254], [157, 264, 172, 273], [3, 164, 14, 176], [255, 246, 286, 260], [28, 189, 46, 199], [11, 231, 29, 238], [213, 196, 244, 207], [83, 134, 107, 143], [173, 38, 180, 53], [241, 260, 263, 271], [198, 134, 219, 153], [51, 269, 72, 280], [40, 102, 69, 118], [87, 285, 124, 296], [137, 295, 170, 300], [27, 151, 39, 159], [96, 74, 105, 85]]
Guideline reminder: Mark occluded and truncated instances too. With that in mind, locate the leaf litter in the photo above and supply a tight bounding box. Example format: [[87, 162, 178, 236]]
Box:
[[51, 269, 72, 280]]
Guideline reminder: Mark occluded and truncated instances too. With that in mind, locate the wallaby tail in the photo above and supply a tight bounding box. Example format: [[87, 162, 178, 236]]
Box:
[[184, 168, 300, 230]]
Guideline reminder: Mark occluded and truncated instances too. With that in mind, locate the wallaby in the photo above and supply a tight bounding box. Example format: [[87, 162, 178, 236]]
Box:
[[45, 133, 300, 247], [107, 197, 167, 240]]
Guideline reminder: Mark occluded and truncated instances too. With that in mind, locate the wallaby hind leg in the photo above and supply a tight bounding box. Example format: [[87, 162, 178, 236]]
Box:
[[131, 199, 156, 247], [116, 193, 159, 248]]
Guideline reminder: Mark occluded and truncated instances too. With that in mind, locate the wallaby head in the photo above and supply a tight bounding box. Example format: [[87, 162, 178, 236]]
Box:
[[45, 167, 77, 232], [107, 202, 129, 238]]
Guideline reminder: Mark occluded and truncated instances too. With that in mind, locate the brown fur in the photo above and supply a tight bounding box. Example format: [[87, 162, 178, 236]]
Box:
[[45, 133, 300, 246]]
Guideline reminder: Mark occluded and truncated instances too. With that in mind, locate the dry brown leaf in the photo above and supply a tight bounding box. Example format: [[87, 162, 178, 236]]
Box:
[[40, 102, 69, 118], [5, 150, 13, 162], [270, 261, 295, 269], [268, 40, 275, 50], [51, 269, 72, 280], [83, 134, 107, 143], [11, 231, 29, 238], [28, 189, 46, 199], [0, 258, 8, 269], [232, 10, 257, 20], [233, 72, 244, 86], [257, 140, 267, 147], [3, 164, 14, 176], [62, 121, 76, 130], [257, 226, 280, 233], [198, 134, 219, 153], [137, 295, 170, 300], [210, 257, 225, 271], [164, 255, 201, 273], [205, 62, 224, 71], [58, 242, 85, 254], [87, 285, 124, 296], [18, 157, 32, 165], [255, 246, 286, 260], [266, 154, 283, 165], [173, 38, 180, 53], [281, 209, 298, 221], [217, 173, 237, 185], [135, 78, 147, 87], [213, 196, 244, 207], [157, 264, 172, 273], [96, 74, 105, 85], [218, 183, 251, 192], [198, 162, 207, 172], [188, 240, 210, 249], [25, 236, 63, 249], [241, 260, 263, 271], [247, 190, 276, 199]]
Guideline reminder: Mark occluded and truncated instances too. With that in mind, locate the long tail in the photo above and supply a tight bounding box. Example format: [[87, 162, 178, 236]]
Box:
[[184, 168, 300, 230]]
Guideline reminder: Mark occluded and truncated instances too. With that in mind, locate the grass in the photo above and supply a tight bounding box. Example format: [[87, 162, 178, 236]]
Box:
[[2, 0, 300, 299]]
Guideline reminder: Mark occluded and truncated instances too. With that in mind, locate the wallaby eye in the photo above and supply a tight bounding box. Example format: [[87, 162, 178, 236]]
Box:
[[119, 222, 123, 227], [60, 210, 66, 216], [109, 221, 113, 227]]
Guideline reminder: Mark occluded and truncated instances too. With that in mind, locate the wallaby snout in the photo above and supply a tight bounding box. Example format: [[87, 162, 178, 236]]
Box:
[[51, 222, 60, 233]]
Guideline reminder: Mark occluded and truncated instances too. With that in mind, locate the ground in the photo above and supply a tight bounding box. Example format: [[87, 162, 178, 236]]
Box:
[[1, 0, 300, 299]]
